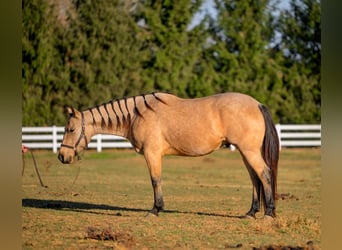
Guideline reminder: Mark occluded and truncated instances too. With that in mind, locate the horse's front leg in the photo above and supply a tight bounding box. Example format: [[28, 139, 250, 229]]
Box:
[[144, 151, 164, 216]]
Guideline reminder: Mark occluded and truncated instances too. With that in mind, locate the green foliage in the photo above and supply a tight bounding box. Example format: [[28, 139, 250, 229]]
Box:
[[274, 0, 321, 123], [206, 0, 285, 117], [139, 0, 213, 97], [22, 0, 61, 125], [23, 0, 150, 125], [22, 0, 321, 125]]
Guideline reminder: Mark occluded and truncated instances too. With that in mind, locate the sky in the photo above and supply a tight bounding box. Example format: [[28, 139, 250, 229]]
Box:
[[189, 0, 291, 29]]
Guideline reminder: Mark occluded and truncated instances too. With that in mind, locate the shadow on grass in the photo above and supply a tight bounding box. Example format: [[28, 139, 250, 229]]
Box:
[[22, 198, 245, 218]]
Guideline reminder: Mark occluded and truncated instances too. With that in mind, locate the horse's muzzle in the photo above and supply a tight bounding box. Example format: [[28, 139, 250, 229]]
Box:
[[58, 153, 73, 164]]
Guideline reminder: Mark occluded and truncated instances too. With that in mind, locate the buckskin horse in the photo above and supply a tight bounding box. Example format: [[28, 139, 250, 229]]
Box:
[[58, 92, 279, 218]]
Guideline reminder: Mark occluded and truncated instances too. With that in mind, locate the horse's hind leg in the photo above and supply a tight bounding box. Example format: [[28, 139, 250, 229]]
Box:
[[240, 150, 276, 217], [242, 155, 262, 218], [144, 151, 164, 216]]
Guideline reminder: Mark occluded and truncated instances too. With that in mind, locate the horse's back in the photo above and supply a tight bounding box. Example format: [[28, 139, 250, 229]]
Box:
[[204, 92, 259, 108], [145, 92, 265, 155], [159, 92, 262, 123]]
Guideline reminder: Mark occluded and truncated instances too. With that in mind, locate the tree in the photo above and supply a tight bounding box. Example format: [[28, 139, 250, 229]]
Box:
[[22, 0, 149, 125], [55, 0, 150, 107], [201, 0, 284, 120], [138, 0, 216, 97], [274, 0, 321, 123], [22, 0, 321, 125], [22, 0, 63, 125]]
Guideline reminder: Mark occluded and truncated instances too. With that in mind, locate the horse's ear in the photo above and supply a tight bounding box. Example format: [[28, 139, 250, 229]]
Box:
[[64, 106, 81, 118]]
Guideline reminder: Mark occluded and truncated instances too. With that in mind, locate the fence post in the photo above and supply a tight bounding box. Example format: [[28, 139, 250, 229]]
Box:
[[52, 126, 58, 153], [275, 124, 281, 150], [97, 134, 102, 152]]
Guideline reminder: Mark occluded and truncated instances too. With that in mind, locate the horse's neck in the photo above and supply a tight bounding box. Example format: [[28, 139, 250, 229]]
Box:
[[83, 93, 170, 138], [84, 98, 135, 138]]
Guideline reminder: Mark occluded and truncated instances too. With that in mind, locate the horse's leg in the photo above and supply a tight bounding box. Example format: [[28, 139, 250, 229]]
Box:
[[240, 150, 276, 217], [241, 155, 261, 218], [144, 151, 164, 216]]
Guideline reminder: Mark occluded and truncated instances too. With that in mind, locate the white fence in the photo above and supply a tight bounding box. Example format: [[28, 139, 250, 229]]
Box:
[[275, 124, 321, 148], [22, 124, 321, 153], [22, 126, 132, 153]]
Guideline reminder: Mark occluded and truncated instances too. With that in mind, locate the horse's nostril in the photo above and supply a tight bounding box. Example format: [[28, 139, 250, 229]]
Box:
[[58, 154, 72, 164], [58, 154, 64, 163]]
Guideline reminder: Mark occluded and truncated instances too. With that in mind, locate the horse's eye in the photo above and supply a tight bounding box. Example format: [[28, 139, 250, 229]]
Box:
[[65, 128, 75, 133]]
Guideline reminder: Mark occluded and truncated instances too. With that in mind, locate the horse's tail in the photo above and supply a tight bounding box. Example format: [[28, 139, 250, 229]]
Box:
[[258, 104, 279, 216]]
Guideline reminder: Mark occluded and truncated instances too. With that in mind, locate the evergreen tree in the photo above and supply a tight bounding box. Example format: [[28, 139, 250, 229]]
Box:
[[275, 0, 320, 123], [22, 0, 320, 125], [138, 0, 214, 97], [57, 0, 148, 106], [203, 0, 284, 119], [22, 0, 62, 125], [22, 0, 148, 125]]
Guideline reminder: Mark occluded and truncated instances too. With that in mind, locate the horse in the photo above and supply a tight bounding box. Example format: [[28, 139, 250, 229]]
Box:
[[58, 92, 279, 218]]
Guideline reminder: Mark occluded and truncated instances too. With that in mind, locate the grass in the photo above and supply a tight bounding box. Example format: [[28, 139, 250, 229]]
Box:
[[22, 148, 321, 249]]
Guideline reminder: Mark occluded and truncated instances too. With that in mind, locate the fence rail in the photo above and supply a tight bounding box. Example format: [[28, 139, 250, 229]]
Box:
[[275, 124, 321, 148], [22, 124, 321, 153]]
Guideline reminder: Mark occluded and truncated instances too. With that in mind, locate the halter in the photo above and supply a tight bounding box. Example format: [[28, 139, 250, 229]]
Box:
[[60, 112, 88, 159]]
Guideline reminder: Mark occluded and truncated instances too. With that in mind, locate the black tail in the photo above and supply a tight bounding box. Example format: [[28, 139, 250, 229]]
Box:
[[258, 104, 279, 216]]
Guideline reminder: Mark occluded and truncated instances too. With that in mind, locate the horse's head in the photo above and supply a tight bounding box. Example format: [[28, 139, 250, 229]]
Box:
[[58, 107, 90, 164]]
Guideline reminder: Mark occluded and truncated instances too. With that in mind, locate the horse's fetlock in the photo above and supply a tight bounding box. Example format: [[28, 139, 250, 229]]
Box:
[[151, 178, 161, 187], [155, 198, 164, 210], [265, 207, 276, 218]]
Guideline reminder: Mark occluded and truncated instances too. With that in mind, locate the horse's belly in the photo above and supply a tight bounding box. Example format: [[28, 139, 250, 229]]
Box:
[[166, 134, 223, 156]]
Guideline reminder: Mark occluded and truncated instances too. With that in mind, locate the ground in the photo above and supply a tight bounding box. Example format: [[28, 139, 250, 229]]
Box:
[[22, 148, 321, 249]]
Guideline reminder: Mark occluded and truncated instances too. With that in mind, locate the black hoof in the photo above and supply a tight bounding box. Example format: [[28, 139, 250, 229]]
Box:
[[246, 209, 258, 218], [148, 206, 163, 217], [149, 207, 159, 216], [265, 208, 276, 218]]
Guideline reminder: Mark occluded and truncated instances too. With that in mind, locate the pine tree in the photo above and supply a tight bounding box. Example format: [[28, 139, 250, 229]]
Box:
[[275, 0, 321, 123], [203, 0, 284, 119], [22, 0, 320, 125], [22, 0, 149, 125], [138, 0, 213, 97], [22, 0, 62, 125], [59, 0, 148, 105]]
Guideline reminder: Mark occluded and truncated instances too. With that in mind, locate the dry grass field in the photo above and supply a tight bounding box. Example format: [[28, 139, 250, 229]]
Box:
[[22, 148, 320, 249]]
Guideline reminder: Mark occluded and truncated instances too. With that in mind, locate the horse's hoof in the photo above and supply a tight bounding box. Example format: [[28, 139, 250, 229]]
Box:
[[262, 215, 274, 223], [145, 212, 158, 218], [244, 214, 256, 220]]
